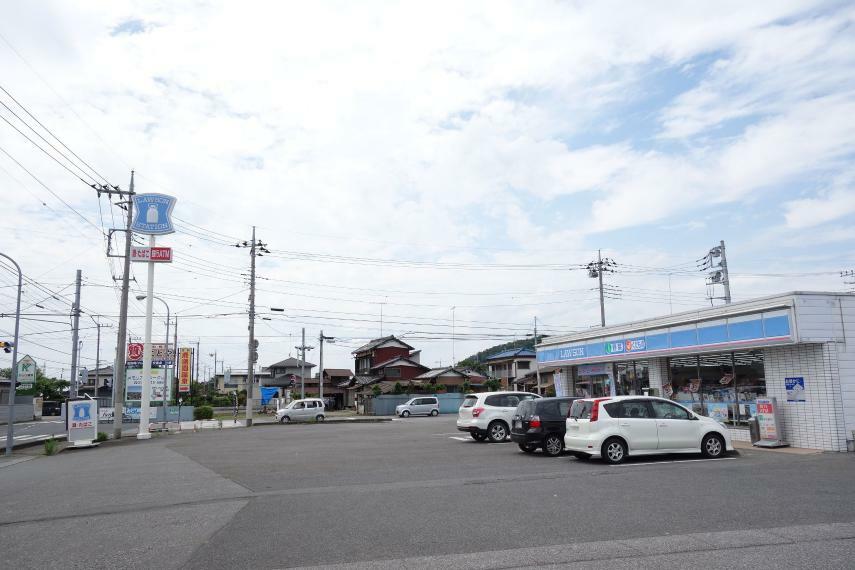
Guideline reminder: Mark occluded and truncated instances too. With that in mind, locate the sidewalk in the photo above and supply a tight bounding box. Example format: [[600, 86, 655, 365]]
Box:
[[733, 440, 824, 455]]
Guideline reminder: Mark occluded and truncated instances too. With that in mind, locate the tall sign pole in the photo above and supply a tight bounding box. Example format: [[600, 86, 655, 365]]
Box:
[[129, 192, 177, 440], [1, 253, 22, 456]]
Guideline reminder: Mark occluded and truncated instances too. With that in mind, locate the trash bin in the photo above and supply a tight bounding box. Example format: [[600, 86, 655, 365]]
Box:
[[748, 416, 760, 443]]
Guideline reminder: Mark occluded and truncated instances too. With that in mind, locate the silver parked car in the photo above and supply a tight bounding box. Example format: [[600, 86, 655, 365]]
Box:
[[396, 397, 440, 417], [276, 398, 326, 423]]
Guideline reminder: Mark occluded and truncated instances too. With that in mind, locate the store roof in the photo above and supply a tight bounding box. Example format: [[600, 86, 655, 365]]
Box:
[[484, 347, 536, 361]]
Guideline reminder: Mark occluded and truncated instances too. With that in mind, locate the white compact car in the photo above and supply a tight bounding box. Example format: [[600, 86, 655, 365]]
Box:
[[564, 396, 734, 464], [276, 398, 326, 423], [396, 397, 440, 417], [457, 391, 541, 442]]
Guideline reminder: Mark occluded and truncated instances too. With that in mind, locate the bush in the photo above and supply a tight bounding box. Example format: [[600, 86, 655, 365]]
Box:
[[371, 385, 382, 396], [393, 382, 403, 394], [484, 379, 501, 392], [43, 438, 59, 456], [462, 381, 471, 393], [193, 406, 214, 420], [434, 384, 446, 392], [211, 396, 233, 407], [96, 432, 108, 442]]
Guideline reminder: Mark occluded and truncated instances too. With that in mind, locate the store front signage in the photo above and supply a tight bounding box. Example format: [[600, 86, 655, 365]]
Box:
[[538, 309, 792, 365], [755, 397, 785, 446]]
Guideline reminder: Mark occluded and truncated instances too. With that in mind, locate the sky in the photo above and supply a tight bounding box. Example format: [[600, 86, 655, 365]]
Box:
[[1, 0, 854, 381]]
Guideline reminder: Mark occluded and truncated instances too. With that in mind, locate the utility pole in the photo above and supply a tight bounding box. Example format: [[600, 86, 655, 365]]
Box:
[[533, 316, 542, 396], [69, 269, 82, 399], [236, 227, 268, 426], [295, 328, 314, 400], [209, 350, 217, 393], [105, 171, 135, 439], [842, 270, 855, 291], [699, 240, 731, 305], [318, 331, 334, 401], [90, 315, 110, 399], [451, 306, 456, 366], [587, 250, 616, 327], [1, 252, 22, 456], [173, 315, 178, 406], [720, 240, 731, 304]]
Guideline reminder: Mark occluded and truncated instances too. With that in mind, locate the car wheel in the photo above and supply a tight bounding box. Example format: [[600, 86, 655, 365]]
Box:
[[401, 410, 410, 418], [701, 433, 725, 458], [430, 409, 439, 416], [316, 414, 325, 422], [471, 432, 487, 442], [518, 442, 537, 453], [487, 421, 509, 443], [544, 434, 564, 457], [602, 438, 627, 464], [280, 416, 290, 424]]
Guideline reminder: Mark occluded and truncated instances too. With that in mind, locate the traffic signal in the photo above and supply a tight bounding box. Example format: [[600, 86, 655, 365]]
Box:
[[0, 341, 13, 354]]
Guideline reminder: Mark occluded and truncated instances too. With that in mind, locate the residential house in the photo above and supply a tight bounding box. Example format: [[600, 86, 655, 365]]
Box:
[[484, 347, 536, 390], [79, 366, 114, 398], [215, 368, 272, 395], [321, 368, 353, 409], [413, 367, 487, 393], [511, 365, 559, 395], [265, 357, 316, 394], [346, 336, 428, 406]]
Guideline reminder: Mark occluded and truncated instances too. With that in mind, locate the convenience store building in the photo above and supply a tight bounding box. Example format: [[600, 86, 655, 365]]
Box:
[[537, 292, 855, 451]]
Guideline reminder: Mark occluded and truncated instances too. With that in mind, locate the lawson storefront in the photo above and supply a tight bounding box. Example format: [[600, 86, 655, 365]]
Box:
[[537, 292, 855, 452]]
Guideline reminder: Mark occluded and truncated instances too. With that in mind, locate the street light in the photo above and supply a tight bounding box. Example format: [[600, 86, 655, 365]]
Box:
[[136, 294, 171, 431]]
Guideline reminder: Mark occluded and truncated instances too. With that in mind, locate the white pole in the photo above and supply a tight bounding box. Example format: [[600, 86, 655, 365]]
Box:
[[137, 235, 156, 440]]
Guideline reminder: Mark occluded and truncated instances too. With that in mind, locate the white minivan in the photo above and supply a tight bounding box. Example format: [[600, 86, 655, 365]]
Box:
[[564, 396, 734, 464], [396, 397, 440, 417], [276, 398, 326, 423]]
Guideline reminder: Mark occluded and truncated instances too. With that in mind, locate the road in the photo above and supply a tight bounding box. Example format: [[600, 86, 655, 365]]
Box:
[[0, 419, 138, 446], [0, 416, 853, 569]]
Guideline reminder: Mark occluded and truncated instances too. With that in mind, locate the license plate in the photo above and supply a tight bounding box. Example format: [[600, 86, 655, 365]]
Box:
[[514, 420, 522, 429]]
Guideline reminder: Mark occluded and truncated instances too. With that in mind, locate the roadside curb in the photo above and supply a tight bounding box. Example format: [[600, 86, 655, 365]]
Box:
[[251, 418, 393, 427]]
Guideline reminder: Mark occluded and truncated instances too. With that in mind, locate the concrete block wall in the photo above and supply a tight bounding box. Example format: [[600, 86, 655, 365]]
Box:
[[764, 343, 848, 451], [647, 358, 668, 394]]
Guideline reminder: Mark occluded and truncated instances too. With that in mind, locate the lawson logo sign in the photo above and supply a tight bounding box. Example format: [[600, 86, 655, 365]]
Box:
[[606, 338, 646, 355]]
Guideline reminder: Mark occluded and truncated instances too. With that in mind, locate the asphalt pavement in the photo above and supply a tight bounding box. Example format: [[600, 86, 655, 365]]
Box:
[[0, 416, 853, 569], [0, 419, 138, 447]]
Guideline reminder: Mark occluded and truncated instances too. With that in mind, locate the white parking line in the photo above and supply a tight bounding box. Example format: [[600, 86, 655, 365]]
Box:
[[448, 436, 471, 442], [610, 457, 736, 467]]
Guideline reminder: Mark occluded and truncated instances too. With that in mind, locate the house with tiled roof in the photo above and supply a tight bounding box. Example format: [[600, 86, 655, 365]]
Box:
[[484, 347, 536, 390], [346, 335, 428, 408], [413, 366, 487, 393]]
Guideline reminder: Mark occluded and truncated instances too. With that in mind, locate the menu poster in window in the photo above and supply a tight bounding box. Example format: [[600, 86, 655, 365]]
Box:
[[662, 383, 674, 398], [706, 403, 729, 423], [688, 379, 701, 393], [785, 377, 805, 402]]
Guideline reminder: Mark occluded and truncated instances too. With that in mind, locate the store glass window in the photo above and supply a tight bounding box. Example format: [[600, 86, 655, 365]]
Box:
[[615, 361, 649, 395], [665, 351, 766, 427]]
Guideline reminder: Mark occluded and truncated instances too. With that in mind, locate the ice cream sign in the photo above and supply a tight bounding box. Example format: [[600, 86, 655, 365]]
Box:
[[131, 193, 176, 235]]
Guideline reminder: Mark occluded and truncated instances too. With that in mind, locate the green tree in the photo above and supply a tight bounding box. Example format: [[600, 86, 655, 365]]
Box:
[[2, 366, 68, 400]]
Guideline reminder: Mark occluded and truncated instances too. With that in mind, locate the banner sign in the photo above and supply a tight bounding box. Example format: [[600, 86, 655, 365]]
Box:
[[785, 377, 805, 402], [127, 342, 175, 366], [178, 348, 192, 393], [125, 368, 172, 402], [538, 309, 793, 364], [130, 246, 173, 263], [756, 397, 783, 441], [131, 193, 177, 235], [17, 354, 36, 388]]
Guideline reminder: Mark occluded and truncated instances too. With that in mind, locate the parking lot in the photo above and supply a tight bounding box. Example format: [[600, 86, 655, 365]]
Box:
[[1, 415, 854, 568]]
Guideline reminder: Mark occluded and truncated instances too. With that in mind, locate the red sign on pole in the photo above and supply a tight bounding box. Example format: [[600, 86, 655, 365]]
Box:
[[131, 246, 173, 263], [178, 348, 192, 393]]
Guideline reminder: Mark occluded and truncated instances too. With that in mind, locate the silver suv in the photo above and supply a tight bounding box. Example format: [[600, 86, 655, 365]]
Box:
[[396, 397, 440, 417], [457, 391, 541, 442]]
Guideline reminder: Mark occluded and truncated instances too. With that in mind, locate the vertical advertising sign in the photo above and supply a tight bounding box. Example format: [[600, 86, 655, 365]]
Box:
[[67, 399, 98, 446], [178, 348, 192, 393], [785, 377, 805, 402], [755, 397, 785, 446], [17, 354, 37, 389]]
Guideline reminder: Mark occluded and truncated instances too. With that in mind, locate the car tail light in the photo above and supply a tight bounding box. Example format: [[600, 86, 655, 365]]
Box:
[[590, 398, 610, 422], [529, 415, 541, 428], [472, 407, 484, 418]]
